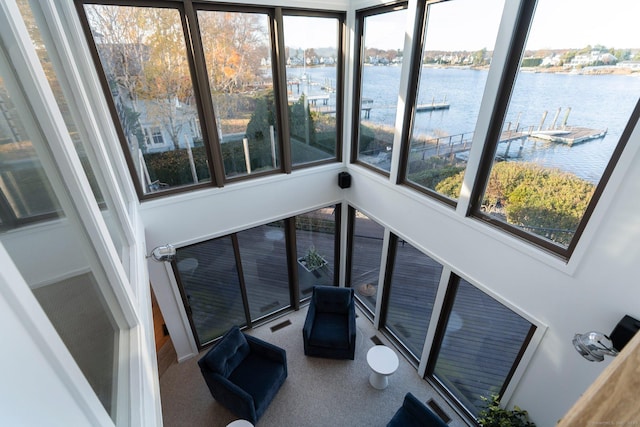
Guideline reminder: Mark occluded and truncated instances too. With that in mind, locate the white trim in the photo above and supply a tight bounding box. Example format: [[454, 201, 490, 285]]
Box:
[[1, 0, 139, 329], [0, 243, 114, 427], [35, 1, 136, 250], [54, 1, 138, 207]]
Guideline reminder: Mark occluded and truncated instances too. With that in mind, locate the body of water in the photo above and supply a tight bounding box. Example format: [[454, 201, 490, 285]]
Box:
[[291, 65, 640, 183]]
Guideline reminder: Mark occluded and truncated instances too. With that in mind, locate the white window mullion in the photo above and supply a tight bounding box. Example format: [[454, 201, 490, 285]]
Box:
[[456, 0, 526, 215], [0, 0, 139, 328], [52, 0, 139, 210], [38, 1, 136, 246]]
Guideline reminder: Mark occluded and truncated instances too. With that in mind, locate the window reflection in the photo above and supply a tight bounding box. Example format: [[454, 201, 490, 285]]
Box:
[[237, 222, 290, 320], [0, 73, 62, 227], [350, 209, 385, 314], [431, 277, 533, 416], [0, 51, 119, 420], [385, 237, 442, 360]]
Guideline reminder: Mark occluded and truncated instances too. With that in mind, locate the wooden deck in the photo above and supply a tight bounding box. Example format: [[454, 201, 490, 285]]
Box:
[[530, 127, 607, 146]]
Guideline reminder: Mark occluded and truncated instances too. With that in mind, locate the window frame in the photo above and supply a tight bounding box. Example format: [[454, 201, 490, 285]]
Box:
[[465, 1, 640, 260], [0, 3, 141, 423], [425, 273, 538, 420], [75, 0, 220, 200], [351, 2, 408, 176], [75, 1, 345, 200], [282, 8, 346, 170]]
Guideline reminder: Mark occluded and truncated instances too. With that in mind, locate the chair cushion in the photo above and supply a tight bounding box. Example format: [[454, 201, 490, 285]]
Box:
[[229, 353, 287, 417], [308, 312, 349, 349], [314, 286, 352, 314], [202, 326, 250, 377]]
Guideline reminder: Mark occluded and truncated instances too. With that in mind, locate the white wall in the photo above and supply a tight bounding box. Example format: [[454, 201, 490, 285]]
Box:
[[144, 124, 640, 426]]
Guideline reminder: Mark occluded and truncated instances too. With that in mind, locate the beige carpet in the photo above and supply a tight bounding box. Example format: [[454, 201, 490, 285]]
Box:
[[159, 306, 471, 427]]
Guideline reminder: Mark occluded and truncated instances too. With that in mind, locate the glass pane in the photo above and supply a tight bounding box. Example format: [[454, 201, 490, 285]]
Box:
[[433, 278, 532, 416], [83, 5, 210, 194], [385, 238, 442, 359], [284, 15, 339, 165], [477, 0, 640, 248], [0, 53, 119, 419], [32, 273, 117, 416], [356, 6, 407, 172], [175, 237, 245, 346], [18, 1, 126, 260], [295, 206, 337, 299], [197, 10, 280, 178], [0, 75, 61, 226], [404, 0, 504, 201], [350, 210, 384, 313], [237, 222, 290, 321]]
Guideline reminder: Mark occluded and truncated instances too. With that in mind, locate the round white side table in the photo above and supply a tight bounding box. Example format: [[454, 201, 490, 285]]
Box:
[[226, 420, 253, 427], [366, 345, 399, 390]]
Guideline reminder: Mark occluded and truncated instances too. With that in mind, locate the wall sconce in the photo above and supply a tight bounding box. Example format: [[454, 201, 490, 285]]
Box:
[[572, 331, 618, 362], [147, 244, 176, 262], [573, 315, 640, 362]]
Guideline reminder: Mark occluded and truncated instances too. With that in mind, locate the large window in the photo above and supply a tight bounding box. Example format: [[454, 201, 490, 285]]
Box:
[[400, 0, 504, 204], [80, 3, 212, 196], [76, 2, 344, 199], [428, 276, 535, 418], [348, 208, 385, 315], [469, 0, 640, 256], [197, 8, 280, 178], [175, 206, 339, 347], [295, 206, 338, 298], [283, 13, 342, 166], [352, 3, 408, 173], [384, 235, 442, 360]]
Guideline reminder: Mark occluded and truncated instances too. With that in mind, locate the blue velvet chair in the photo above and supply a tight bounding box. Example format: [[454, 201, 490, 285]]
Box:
[[198, 326, 287, 424], [303, 285, 356, 360], [387, 393, 449, 427]]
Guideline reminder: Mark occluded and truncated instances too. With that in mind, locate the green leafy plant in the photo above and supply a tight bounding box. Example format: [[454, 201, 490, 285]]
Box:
[[302, 246, 326, 271], [478, 394, 536, 427]]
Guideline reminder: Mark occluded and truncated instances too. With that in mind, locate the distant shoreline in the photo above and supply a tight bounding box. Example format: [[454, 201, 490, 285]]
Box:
[[422, 64, 639, 76]]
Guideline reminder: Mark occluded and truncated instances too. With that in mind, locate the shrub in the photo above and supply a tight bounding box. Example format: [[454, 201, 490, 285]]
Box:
[[478, 394, 536, 427], [436, 161, 595, 244]]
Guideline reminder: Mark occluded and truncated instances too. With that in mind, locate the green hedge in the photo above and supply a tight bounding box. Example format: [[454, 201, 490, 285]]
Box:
[[436, 161, 595, 244]]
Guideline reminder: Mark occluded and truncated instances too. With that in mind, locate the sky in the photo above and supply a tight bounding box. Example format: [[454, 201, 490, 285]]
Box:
[[284, 0, 639, 52]]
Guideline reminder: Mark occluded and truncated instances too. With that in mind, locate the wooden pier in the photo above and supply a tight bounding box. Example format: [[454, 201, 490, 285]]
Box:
[[529, 127, 607, 146], [416, 102, 450, 112], [417, 96, 450, 112]]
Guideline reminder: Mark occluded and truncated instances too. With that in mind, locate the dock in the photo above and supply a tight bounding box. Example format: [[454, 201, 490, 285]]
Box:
[[530, 127, 607, 146], [417, 96, 449, 112], [416, 102, 450, 112]]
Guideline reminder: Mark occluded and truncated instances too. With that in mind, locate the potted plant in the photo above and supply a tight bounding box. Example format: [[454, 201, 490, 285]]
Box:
[[478, 394, 536, 427], [297, 245, 327, 272]]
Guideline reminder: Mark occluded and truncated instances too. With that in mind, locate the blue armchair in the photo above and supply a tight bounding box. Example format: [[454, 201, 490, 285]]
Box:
[[387, 393, 449, 427], [198, 326, 287, 424], [303, 285, 356, 360]]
